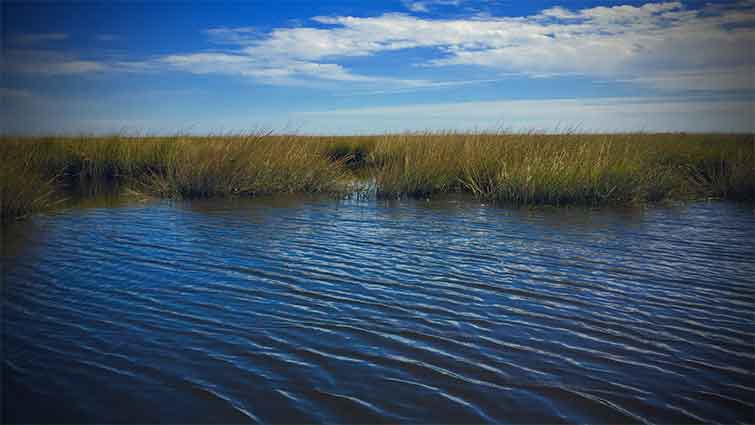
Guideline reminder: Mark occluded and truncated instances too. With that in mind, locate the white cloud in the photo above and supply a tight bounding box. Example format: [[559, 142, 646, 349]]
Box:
[[156, 52, 406, 86], [205, 1, 753, 90], [406, 2, 429, 13], [539, 7, 579, 20], [4, 2, 754, 92]]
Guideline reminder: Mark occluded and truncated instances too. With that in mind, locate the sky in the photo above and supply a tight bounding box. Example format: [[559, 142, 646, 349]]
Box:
[[1, 0, 753, 134]]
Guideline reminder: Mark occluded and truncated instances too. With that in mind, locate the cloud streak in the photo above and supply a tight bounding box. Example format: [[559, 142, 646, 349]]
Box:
[[295, 96, 755, 133], [10, 33, 68, 44], [401, 0, 462, 13], [3, 50, 109, 75]]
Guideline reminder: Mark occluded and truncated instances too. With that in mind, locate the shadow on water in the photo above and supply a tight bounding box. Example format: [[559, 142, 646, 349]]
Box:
[[61, 179, 153, 209], [2, 192, 754, 423], [2, 181, 152, 265]]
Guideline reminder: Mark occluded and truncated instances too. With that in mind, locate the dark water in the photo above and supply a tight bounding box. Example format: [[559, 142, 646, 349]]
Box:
[[3, 196, 754, 424]]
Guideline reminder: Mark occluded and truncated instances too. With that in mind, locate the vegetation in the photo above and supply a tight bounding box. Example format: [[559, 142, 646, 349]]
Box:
[[1, 132, 752, 222], [1, 140, 62, 223], [141, 135, 347, 198], [369, 132, 754, 204]]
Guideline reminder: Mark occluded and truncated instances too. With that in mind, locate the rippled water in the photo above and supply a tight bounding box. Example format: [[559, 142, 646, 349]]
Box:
[[3, 196, 754, 424]]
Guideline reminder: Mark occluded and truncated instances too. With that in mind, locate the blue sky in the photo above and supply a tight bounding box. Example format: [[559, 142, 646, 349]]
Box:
[[2, 0, 753, 134]]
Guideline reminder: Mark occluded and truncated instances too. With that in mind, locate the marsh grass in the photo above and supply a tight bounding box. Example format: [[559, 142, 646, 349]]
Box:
[[1, 140, 63, 223], [368, 132, 754, 205], [1, 132, 752, 221], [144, 135, 348, 198]]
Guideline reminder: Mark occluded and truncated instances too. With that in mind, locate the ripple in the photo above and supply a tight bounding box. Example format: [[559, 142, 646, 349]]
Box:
[[2, 199, 754, 423]]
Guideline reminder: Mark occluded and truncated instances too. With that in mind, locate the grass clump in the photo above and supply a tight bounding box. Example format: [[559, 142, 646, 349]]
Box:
[[321, 137, 376, 170], [370, 132, 462, 197], [0, 140, 62, 223], [145, 135, 347, 198]]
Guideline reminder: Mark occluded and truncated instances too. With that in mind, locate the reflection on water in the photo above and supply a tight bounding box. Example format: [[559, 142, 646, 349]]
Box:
[[2, 195, 754, 423]]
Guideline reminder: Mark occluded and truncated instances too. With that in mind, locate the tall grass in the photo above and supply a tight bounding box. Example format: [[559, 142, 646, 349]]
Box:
[[368, 132, 754, 205], [1, 140, 62, 223], [1, 132, 752, 221], [144, 135, 348, 198]]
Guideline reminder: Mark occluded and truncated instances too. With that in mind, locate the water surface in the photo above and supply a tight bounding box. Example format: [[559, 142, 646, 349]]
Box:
[[3, 196, 754, 423]]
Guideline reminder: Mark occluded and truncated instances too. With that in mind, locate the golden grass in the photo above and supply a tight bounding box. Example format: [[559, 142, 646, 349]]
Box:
[[143, 135, 348, 198], [369, 132, 754, 204], [1, 132, 752, 221]]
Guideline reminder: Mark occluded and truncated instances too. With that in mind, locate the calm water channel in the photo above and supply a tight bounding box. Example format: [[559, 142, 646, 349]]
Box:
[[2, 195, 754, 423]]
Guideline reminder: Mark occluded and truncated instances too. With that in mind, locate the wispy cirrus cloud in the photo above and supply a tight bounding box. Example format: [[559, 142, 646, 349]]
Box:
[[95, 34, 123, 42], [401, 0, 462, 13], [294, 96, 755, 134], [156, 52, 411, 87], [3, 50, 109, 75], [617, 66, 755, 92], [10, 32, 68, 44], [204, 27, 258, 44], [0, 87, 36, 100], [3, 48, 158, 77]]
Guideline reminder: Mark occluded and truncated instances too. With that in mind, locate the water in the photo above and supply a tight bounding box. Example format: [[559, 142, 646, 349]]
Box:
[[3, 196, 754, 423]]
